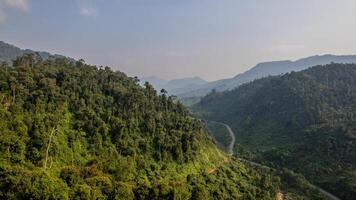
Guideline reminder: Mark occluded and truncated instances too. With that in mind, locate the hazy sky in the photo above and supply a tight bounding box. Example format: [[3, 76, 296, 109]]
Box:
[[1, 0, 356, 81]]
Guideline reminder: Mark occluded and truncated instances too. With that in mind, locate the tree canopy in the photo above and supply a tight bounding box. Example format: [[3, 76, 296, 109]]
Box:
[[0, 54, 283, 199]]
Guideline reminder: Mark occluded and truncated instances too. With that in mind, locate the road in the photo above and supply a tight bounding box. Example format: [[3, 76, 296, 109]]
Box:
[[312, 186, 341, 200], [223, 123, 236, 155], [210, 121, 236, 155], [215, 121, 341, 200]]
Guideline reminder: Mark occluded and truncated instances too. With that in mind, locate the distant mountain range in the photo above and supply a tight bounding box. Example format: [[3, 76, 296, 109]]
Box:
[[0, 41, 74, 63], [140, 76, 207, 95], [142, 54, 356, 100]]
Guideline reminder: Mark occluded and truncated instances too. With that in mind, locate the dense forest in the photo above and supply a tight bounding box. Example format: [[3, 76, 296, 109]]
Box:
[[0, 54, 286, 199], [194, 64, 356, 200]]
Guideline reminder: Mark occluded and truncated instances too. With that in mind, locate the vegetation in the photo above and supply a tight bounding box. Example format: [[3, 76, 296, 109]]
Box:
[[0, 54, 281, 199], [276, 169, 327, 200], [194, 63, 356, 200]]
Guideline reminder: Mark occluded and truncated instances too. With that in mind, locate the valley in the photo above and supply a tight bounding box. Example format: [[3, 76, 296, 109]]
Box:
[[0, 47, 343, 199], [3, 1, 356, 199], [2, 42, 355, 199]]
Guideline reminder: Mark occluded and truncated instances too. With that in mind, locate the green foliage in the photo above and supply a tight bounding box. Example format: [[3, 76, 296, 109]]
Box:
[[194, 64, 356, 200], [276, 169, 326, 200], [187, 159, 280, 200], [0, 54, 280, 199]]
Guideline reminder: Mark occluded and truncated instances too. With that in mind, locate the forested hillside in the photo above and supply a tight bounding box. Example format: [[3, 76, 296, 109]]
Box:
[[0, 54, 284, 199], [194, 64, 356, 200]]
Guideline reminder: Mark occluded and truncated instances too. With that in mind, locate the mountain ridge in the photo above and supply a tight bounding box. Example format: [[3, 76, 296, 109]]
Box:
[[177, 54, 356, 99]]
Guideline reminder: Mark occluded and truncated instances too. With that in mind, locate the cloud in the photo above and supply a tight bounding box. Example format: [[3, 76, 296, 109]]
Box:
[[79, 7, 97, 17], [3, 0, 30, 12], [0, 0, 29, 24], [76, 0, 98, 18]]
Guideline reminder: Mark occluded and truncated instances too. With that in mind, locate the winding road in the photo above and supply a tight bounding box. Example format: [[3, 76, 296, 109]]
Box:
[[213, 121, 341, 200], [210, 121, 236, 155], [222, 123, 236, 155], [211, 121, 236, 156]]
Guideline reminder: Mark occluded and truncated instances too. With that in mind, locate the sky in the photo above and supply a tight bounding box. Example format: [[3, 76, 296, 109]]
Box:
[[1, 0, 356, 81]]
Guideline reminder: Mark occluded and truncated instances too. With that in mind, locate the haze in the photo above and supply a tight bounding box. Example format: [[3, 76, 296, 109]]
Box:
[[1, 0, 356, 81]]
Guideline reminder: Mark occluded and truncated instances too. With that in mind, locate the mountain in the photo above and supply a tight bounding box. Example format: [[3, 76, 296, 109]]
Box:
[[0, 54, 289, 199], [139, 76, 168, 89], [140, 76, 207, 96], [178, 55, 356, 99], [0, 41, 74, 63], [194, 63, 356, 200]]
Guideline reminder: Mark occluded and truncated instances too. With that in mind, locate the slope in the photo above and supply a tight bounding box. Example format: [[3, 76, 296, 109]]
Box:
[[194, 64, 356, 200], [0, 54, 282, 199]]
